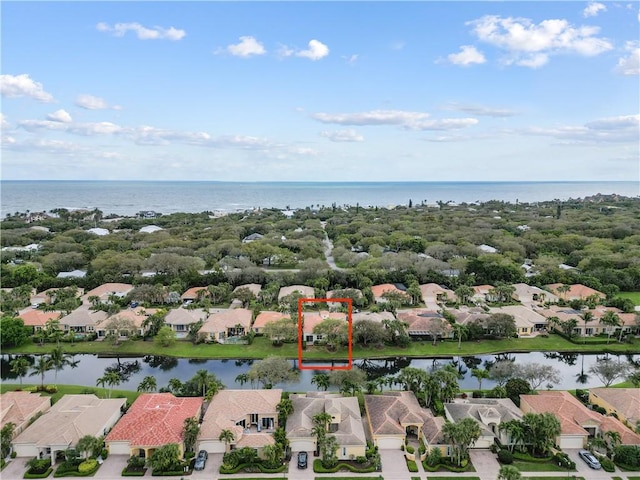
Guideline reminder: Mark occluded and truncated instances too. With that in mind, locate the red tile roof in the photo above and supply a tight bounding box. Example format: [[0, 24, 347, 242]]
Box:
[[106, 393, 202, 448], [19, 310, 62, 328]]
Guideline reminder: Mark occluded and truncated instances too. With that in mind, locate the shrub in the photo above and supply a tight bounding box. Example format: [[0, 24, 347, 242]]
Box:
[[24, 468, 53, 479], [356, 456, 367, 464], [406, 445, 415, 454], [426, 447, 442, 467], [406, 459, 418, 472], [614, 445, 640, 468], [100, 448, 108, 459], [497, 449, 513, 464], [599, 456, 615, 472], [11, 451, 17, 459], [553, 452, 575, 470], [127, 456, 146, 469], [78, 459, 98, 474]]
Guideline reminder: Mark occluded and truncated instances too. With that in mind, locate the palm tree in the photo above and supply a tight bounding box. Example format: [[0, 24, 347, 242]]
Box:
[[10, 357, 30, 387], [311, 373, 330, 391], [453, 323, 468, 350], [455, 285, 474, 305], [194, 369, 211, 397], [499, 420, 526, 453], [137, 375, 157, 392], [96, 371, 121, 398], [471, 368, 490, 391], [182, 417, 199, 453], [75, 435, 102, 459], [600, 310, 621, 344], [580, 311, 594, 344], [49, 345, 73, 386], [218, 429, 235, 452], [168, 378, 183, 394], [276, 398, 293, 423], [498, 465, 522, 480], [235, 373, 250, 387], [29, 355, 53, 391], [605, 430, 621, 460]]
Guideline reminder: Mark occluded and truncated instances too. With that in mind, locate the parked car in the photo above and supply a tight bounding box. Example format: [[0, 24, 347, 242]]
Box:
[[578, 450, 601, 469], [194, 450, 208, 471], [297, 451, 308, 469]]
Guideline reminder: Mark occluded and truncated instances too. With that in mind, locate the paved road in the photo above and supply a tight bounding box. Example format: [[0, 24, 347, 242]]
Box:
[[320, 221, 344, 272]]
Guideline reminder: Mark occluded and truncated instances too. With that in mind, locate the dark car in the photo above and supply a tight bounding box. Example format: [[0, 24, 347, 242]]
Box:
[[194, 450, 208, 471], [297, 451, 308, 469], [578, 450, 601, 470]]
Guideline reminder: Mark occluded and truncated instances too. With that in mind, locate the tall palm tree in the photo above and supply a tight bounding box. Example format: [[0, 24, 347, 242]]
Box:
[[471, 368, 490, 391], [168, 378, 183, 394], [218, 429, 235, 452], [10, 357, 30, 387], [137, 375, 157, 392], [580, 311, 594, 344], [235, 373, 250, 387], [194, 369, 210, 397], [600, 311, 621, 344], [96, 371, 121, 398], [49, 345, 74, 386], [311, 373, 330, 391], [29, 355, 53, 391]]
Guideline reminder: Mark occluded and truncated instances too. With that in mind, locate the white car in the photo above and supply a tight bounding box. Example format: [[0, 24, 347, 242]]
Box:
[[578, 450, 601, 469]]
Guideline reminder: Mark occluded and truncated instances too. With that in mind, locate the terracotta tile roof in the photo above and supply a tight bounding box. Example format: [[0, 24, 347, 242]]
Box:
[[488, 305, 548, 329], [472, 285, 495, 295], [199, 308, 252, 334], [419, 283, 455, 301], [0, 392, 51, 432], [352, 311, 395, 323], [278, 285, 314, 301], [304, 311, 346, 334], [545, 284, 605, 300], [590, 388, 640, 426], [233, 284, 262, 296], [199, 389, 281, 446], [181, 287, 208, 300], [106, 393, 202, 448], [60, 307, 108, 327], [371, 284, 406, 299], [521, 391, 640, 444], [19, 310, 62, 328], [327, 288, 362, 299], [252, 311, 289, 330], [397, 310, 451, 335], [82, 283, 134, 301], [164, 308, 207, 326]]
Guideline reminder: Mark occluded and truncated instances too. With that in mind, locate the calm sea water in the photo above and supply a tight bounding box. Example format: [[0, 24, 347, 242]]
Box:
[[1, 180, 638, 218]]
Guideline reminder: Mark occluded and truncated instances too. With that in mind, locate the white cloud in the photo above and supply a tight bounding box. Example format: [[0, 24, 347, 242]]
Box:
[[410, 118, 479, 131], [0, 74, 54, 102], [75, 94, 118, 110], [342, 54, 359, 65], [221, 36, 266, 57], [583, 2, 607, 17], [320, 129, 364, 142], [280, 39, 330, 60], [96, 22, 185, 40], [615, 41, 640, 75], [446, 45, 486, 66], [311, 110, 430, 126], [0, 113, 9, 129], [467, 15, 613, 67], [46, 109, 73, 123], [442, 102, 517, 117], [522, 114, 639, 143]]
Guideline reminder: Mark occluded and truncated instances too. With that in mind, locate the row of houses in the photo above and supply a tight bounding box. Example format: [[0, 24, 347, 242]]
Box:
[[3, 387, 639, 465]]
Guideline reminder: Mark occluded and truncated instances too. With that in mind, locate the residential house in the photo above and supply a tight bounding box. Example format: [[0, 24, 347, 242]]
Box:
[[165, 308, 208, 337], [106, 393, 202, 459], [397, 310, 452, 339], [511, 283, 558, 307], [450, 307, 490, 328], [278, 285, 314, 302], [419, 283, 455, 308], [539, 306, 633, 337], [301, 311, 347, 344], [198, 308, 252, 343], [252, 311, 290, 335], [19, 310, 62, 332], [352, 311, 396, 324], [472, 285, 497, 304], [444, 398, 523, 448], [0, 392, 51, 437], [545, 284, 606, 302], [59, 307, 108, 335], [371, 284, 409, 304], [520, 391, 640, 449], [82, 283, 134, 304], [589, 388, 640, 430], [13, 394, 125, 464], [488, 305, 548, 337], [364, 391, 446, 454], [95, 308, 155, 339], [230, 284, 262, 308], [181, 287, 209, 303], [287, 393, 367, 459], [198, 389, 281, 455], [56, 270, 87, 279]]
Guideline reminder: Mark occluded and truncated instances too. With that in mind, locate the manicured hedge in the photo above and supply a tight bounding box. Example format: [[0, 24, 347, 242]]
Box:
[[422, 460, 470, 473], [24, 468, 53, 479], [406, 459, 418, 472], [313, 459, 376, 473], [220, 462, 286, 474], [121, 468, 146, 477]]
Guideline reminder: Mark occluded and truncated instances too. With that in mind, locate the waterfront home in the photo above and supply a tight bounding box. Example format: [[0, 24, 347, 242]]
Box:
[[545, 283, 605, 302], [302, 311, 347, 344], [18, 309, 62, 332], [520, 390, 640, 449], [164, 308, 208, 337], [397, 309, 452, 339], [539, 306, 634, 338], [59, 307, 107, 335], [589, 388, 640, 430], [371, 283, 410, 304], [251, 311, 290, 335], [364, 391, 446, 454], [198, 389, 281, 455], [198, 308, 252, 343], [13, 394, 125, 464], [0, 392, 51, 437], [106, 393, 202, 459], [95, 308, 154, 339], [444, 398, 523, 448], [489, 305, 548, 337], [352, 311, 396, 324], [287, 392, 367, 459]]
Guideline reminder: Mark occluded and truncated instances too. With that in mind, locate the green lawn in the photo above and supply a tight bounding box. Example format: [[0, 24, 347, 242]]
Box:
[[315, 477, 383, 480], [513, 460, 569, 472], [626, 477, 640, 480], [618, 292, 640, 305], [524, 477, 585, 480], [0, 383, 141, 405], [4, 332, 637, 360], [426, 478, 480, 480]]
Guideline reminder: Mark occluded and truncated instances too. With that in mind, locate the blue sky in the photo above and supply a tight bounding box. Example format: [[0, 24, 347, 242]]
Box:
[[1, 1, 638, 181]]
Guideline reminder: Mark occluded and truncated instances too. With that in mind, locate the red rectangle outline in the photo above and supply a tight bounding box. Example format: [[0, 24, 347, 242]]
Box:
[[297, 298, 353, 370]]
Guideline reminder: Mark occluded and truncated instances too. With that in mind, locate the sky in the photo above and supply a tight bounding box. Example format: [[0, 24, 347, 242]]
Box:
[[1, 1, 639, 182]]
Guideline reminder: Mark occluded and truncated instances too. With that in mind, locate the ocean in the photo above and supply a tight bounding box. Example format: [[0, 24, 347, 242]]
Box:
[[1, 180, 638, 218]]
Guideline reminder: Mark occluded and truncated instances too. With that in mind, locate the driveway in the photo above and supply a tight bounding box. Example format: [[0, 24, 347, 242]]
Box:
[[564, 448, 621, 480], [469, 449, 502, 480], [2, 456, 32, 480], [379, 449, 409, 480], [286, 451, 313, 480]]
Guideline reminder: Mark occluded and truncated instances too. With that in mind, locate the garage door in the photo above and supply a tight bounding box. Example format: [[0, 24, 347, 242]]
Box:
[[375, 437, 404, 450], [560, 436, 584, 449], [290, 440, 316, 452], [198, 440, 225, 453], [107, 442, 130, 455]]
